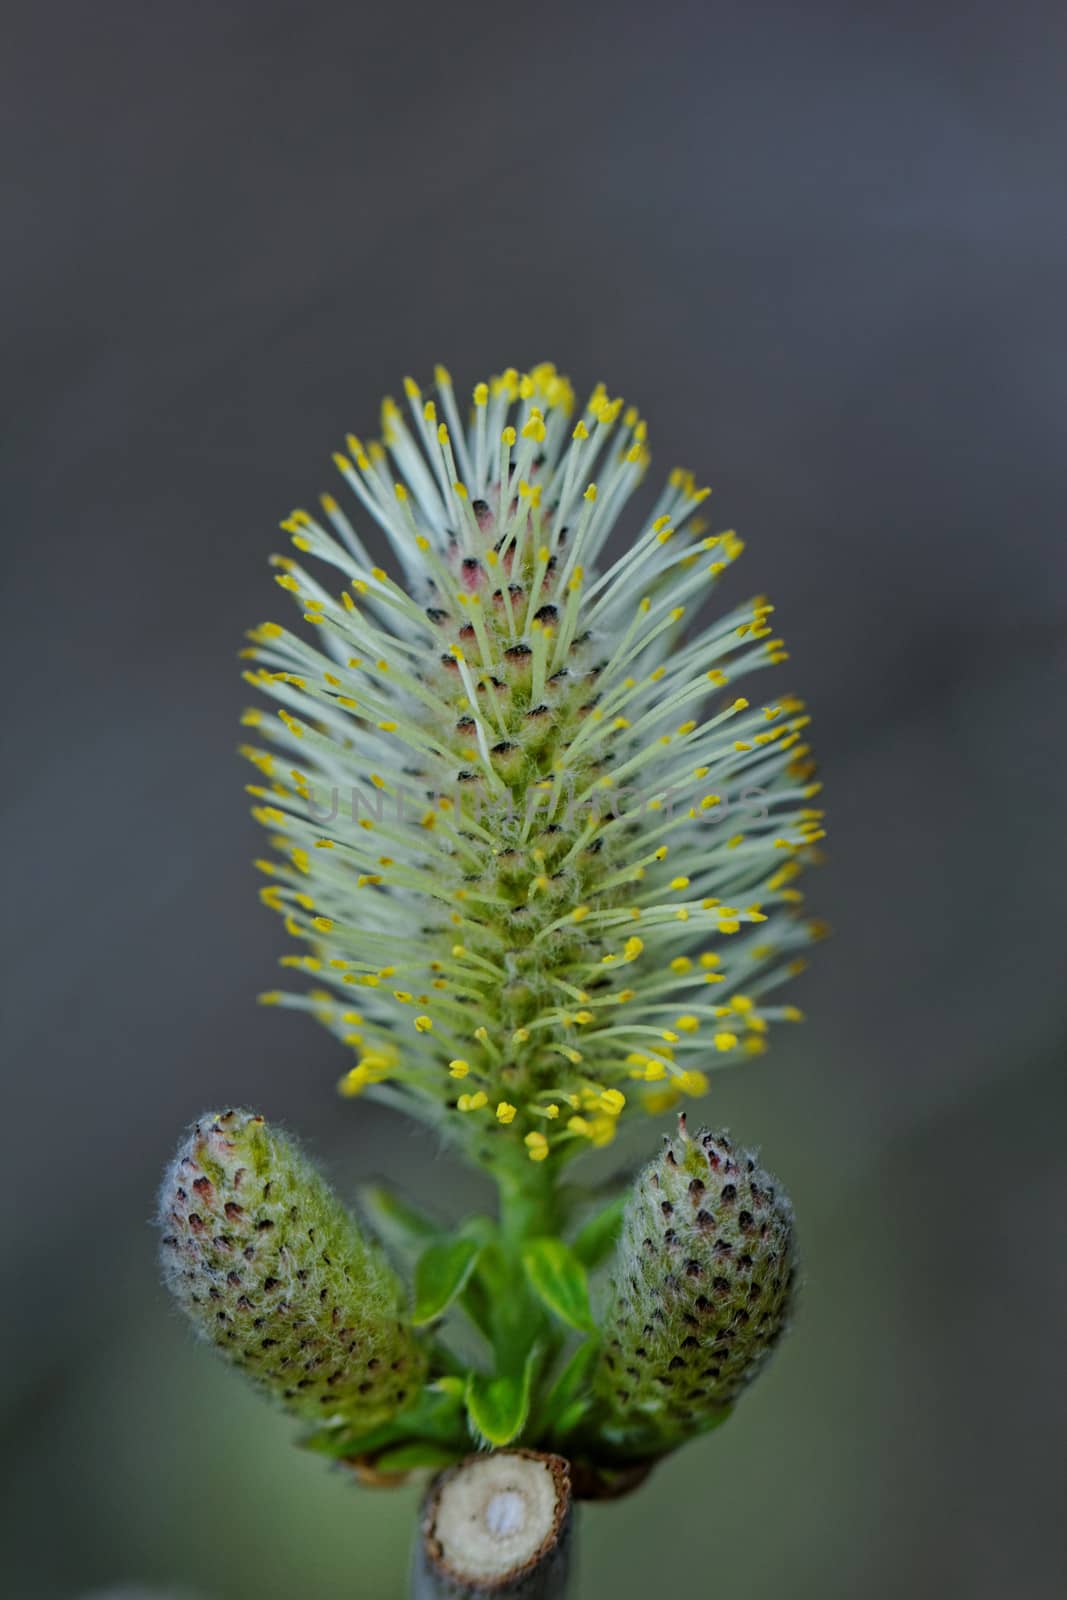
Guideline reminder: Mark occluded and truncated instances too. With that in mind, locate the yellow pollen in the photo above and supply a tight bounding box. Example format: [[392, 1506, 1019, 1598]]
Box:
[[676, 1070, 709, 1095], [525, 1132, 549, 1161]]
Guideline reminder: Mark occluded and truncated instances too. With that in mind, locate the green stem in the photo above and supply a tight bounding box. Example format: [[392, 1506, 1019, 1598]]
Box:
[[485, 1159, 562, 1385], [497, 1158, 560, 1246]]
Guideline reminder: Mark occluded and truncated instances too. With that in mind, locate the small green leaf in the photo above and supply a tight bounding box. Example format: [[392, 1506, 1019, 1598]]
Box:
[[543, 1339, 598, 1424], [413, 1237, 482, 1325], [372, 1441, 462, 1473], [360, 1183, 440, 1259], [429, 1375, 467, 1400], [458, 1214, 497, 1246], [530, 1336, 600, 1440], [555, 1399, 591, 1436], [299, 1384, 468, 1459], [470, 1238, 531, 1358], [300, 1417, 411, 1460], [522, 1237, 596, 1332], [465, 1352, 536, 1447], [571, 1193, 627, 1270]]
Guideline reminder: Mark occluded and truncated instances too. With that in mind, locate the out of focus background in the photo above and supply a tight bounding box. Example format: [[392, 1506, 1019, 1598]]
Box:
[[3, 2, 1065, 1595]]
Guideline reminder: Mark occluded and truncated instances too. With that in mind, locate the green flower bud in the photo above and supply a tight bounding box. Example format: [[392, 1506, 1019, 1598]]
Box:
[[158, 1109, 425, 1428], [594, 1115, 796, 1453]]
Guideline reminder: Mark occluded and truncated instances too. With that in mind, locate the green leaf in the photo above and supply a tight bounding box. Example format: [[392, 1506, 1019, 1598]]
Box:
[[300, 1416, 412, 1460], [360, 1183, 440, 1258], [555, 1398, 592, 1437], [429, 1375, 467, 1401], [372, 1441, 463, 1473], [522, 1237, 596, 1332], [302, 1414, 422, 1465], [469, 1238, 531, 1359], [543, 1339, 598, 1425], [571, 1193, 627, 1270], [413, 1237, 482, 1326], [465, 1350, 537, 1447], [458, 1214, 497, 1246], [300, 1383, 469, 1460]]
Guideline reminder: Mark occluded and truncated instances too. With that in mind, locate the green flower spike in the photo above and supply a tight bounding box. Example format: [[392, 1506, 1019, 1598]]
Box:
[[243, 362, 824, 1178], [593, 1115, 797, 1458], [159, 1109, 425, 1428]]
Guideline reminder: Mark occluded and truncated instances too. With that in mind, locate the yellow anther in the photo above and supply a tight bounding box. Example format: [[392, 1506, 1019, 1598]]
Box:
[[676, 1070, 709, 1096], [525, 1131, 549, 1161]]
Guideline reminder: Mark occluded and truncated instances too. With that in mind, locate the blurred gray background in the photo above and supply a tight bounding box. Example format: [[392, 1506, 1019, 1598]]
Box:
[[2, 1, 1065, 1595]]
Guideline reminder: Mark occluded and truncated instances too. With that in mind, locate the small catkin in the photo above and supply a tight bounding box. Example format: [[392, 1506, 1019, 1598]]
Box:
[[158, 1108, 424, 1428], [594, 1116, 796, 1452]]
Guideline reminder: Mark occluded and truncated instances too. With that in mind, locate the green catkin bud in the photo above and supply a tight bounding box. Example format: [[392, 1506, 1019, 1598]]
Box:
[[594, 1115, 796, 1454], [158, 1109, 425, 1428]]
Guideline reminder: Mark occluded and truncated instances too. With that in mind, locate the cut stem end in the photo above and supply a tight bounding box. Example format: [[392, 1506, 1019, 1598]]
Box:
[[414, 1450, 573, 1598]]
